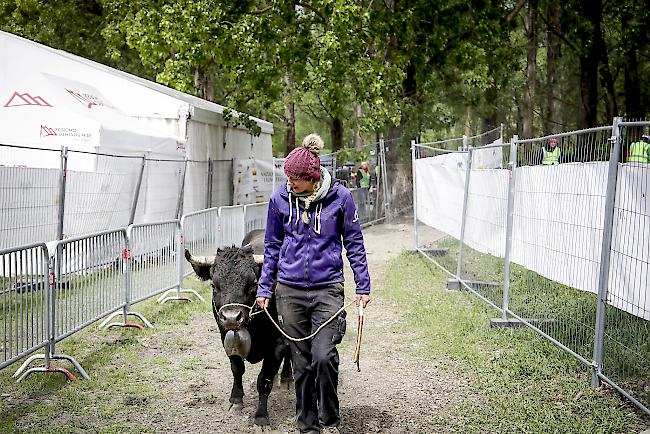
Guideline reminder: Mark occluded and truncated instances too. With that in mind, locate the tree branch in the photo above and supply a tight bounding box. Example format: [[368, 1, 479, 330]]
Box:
[[296, 1, 329, 30], [247, 6, 273, 15], [506, 0, 526, 23]]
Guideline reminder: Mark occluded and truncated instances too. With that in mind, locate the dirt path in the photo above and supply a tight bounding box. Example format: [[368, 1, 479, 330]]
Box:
[[145, 217, 474, 434]]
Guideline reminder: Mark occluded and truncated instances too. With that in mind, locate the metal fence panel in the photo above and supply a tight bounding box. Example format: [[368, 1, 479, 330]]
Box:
[[0, 159, 59, 250], [219, 206, 245, 248], [506, 127, 612, 363], [413, 144, 467, 275], [180, 208, 220, 277], [53, 229, 126, 342], [1, 243, 50, 370], [459, 142, 511, 310], [211, 160, 234, 207], [139, 160, 185, 223], [602, 121, 650, 410], [65, 151, 142, 238], [184, 160, 209, 214], [127, 221, 179, 304], [244, 202, 269, 234]]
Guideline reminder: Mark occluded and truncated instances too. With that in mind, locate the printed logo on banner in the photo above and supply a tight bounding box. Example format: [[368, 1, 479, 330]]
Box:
[[39, 125, 92, 141], [66, 88, 112, 109], [3, 91, 53, 108], [40, 125, 57, 137]]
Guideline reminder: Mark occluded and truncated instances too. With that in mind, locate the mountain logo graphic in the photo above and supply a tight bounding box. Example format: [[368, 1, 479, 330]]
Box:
[[3, 91, 53, 108], [40, 125, 58, 137]]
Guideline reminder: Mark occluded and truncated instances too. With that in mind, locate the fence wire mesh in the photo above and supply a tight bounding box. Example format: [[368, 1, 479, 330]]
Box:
[[127, 222, 178, 304], [0, 146, 60, 249], [414, 121, 650, 415], [507, 127, 613, 364], [184, 160, 209, 214], [413, 144, 463, 275], [1, 243, 50, 370], [65, 151, 143, 238], [53, 230, 126, 342], [219, 206, 246, 248], [180, 208, 220, 278], [602, 121, 650, 408], [458, 142, 511, 310]]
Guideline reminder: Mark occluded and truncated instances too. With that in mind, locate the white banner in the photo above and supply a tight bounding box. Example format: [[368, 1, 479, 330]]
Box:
[[465, 169, 509, 257], [416, 155, 650, 320], [415, 155, 466, 240], [510, 163, 608, 295]]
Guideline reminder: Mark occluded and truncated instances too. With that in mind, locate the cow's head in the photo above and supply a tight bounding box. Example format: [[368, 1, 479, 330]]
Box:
[[185, 245, 263, 358]]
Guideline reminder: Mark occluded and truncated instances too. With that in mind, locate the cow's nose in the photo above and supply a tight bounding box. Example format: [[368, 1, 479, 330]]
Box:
[[219, 308, 245, 330]]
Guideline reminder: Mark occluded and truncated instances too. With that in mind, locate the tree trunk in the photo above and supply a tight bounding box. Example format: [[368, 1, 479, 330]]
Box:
[[331, 117, 343, 152], [523, 0, 538, 139], [577, 0, 601, 128], [546, 0, 561, 135], [594, 3, 616, 120], [621, 9, 641, 118], [283, 75, 296, 156]]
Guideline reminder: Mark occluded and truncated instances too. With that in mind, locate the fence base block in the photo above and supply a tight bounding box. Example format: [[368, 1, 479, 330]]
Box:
[[420, 248, 449, 257], [490, 317, 556, 328], [447, 279, 500, 292]]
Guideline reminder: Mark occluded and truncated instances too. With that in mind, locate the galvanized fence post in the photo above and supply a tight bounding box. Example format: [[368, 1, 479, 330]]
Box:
[[129, 155, 146, 225], [456, 148, 473, 281], [272, 156, 276, 192], [462, 135, 468, 151], [175, 159, 188, 219], [411, 140, 418, 251], [501, 136, 518, 319], [591, 117, 622, 387], [379, 137, 390, 222], [207, 158, 214, 208], [56, 146, 68, 242]]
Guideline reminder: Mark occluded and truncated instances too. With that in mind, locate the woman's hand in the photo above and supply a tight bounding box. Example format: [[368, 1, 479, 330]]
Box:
[[256, 297, 270, 309], [355, 294, 370, 308]]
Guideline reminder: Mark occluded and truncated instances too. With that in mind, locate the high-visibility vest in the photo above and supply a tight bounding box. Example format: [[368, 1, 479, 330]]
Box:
[[628, 141, 649, 163], [359, 170, 370, 188], [542, 147, 561, 165]]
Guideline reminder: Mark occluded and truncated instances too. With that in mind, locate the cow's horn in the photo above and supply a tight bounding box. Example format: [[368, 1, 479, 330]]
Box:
[[253, 254, 264, 265], [185, 249, 215, 266]]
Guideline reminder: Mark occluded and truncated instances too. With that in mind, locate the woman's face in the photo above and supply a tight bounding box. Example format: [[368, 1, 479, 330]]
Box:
[[288, 177, 315, 194]]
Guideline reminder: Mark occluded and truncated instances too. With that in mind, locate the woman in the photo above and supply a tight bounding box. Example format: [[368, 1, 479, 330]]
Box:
[[256, 133, 371, 434]]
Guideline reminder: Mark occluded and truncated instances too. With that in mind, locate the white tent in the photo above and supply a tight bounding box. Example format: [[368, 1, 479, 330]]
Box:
[[0, 31, 274, 210], [0, 31, 275, 248]]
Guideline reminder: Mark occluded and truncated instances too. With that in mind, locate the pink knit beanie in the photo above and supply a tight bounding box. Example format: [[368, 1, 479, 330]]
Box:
[[284, 133, 324, 181]]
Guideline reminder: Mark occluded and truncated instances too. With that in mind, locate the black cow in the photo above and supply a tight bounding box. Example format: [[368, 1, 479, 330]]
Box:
[[185, 229, 292, 426]]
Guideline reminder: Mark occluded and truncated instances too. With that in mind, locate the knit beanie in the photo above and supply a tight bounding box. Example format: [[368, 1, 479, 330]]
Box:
[[284, 133, 324, 181]]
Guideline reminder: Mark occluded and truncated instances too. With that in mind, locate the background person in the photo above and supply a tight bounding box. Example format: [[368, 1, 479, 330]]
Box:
[[538, 137, 562, 165], [628, 134, 650, 163]]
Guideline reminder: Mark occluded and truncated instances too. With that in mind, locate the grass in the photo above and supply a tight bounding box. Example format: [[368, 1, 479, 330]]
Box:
[[0, 276, 211, 433], [380, 252, 650, 433], [427, 235, 650, 406]]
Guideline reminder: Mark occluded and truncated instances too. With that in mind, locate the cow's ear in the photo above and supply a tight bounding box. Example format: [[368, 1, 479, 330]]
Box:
[[192, 263, 213, 281]]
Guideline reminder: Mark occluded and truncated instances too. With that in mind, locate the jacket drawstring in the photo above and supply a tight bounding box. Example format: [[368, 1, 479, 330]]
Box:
[[295, 197, 300, 225], [287, 192, 321, 234], [313, 203, 322, 235], [288, 192, 293, 225]]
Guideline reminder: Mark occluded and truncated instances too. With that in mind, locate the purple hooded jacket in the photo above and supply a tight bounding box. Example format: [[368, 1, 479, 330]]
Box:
[[256, 180, 371, 298]]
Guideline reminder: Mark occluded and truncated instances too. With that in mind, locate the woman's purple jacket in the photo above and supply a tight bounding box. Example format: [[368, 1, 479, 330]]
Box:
[[256, 180, 371, 298]]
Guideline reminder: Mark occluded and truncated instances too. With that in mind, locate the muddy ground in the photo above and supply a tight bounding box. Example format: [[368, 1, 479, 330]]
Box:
[[122, 216, 480, 434]]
